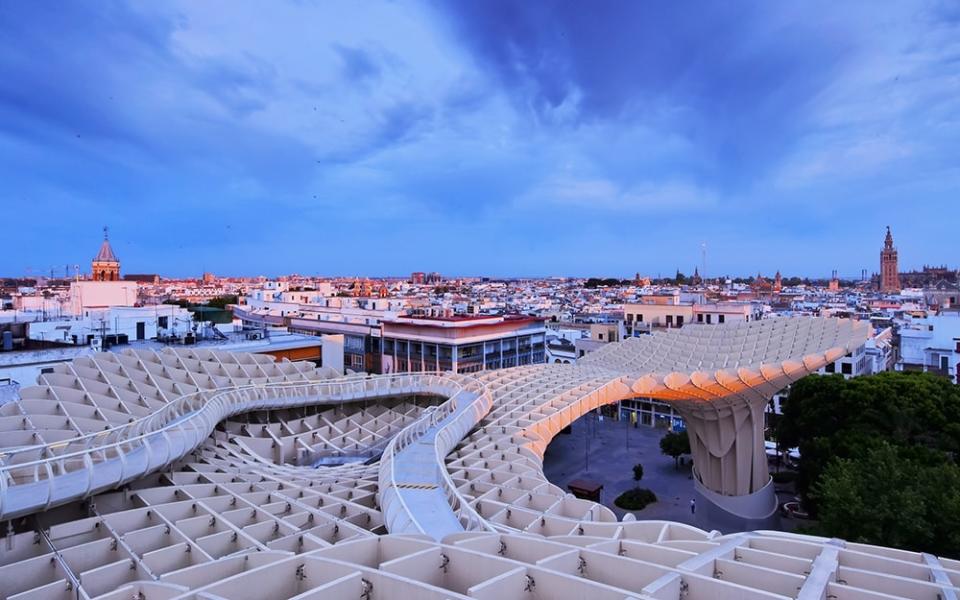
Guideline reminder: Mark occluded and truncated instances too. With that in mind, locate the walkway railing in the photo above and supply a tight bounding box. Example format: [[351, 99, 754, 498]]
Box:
[[0, 373, 461, 521], [376, 373, 495, 538], [432, 378, 494, 533]]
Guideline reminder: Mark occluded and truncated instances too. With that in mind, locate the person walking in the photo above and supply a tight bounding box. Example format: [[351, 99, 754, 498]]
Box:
[[690, 498, 696, 515]]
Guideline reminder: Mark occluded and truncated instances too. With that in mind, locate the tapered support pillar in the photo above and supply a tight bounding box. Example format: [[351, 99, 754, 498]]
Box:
[[668, 394, 779, 530]]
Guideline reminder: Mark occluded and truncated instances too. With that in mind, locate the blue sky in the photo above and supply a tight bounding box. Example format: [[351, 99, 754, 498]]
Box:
[[1, 1, 958, 279]]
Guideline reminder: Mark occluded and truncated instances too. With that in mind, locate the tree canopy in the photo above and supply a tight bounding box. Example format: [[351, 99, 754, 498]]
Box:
[[814, 443, 960, 557], [777, 371, 960, 557], [659, 430, 690, 469], [206, 294, 238, 310], [584, 278, 629, 288]]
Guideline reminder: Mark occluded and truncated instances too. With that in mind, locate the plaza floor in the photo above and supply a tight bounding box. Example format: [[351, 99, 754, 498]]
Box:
[[542, 413, 714, 530]]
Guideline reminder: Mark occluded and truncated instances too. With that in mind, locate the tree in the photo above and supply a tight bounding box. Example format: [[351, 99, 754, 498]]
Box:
[[660, 430, 690, 469], [777, 372, 960, 508], [814, 443, 960, 558], [632, 463, 644, 482], [584, 278, 623, 289], [776, 371, 960, 556], [206, 295, 238, 310]]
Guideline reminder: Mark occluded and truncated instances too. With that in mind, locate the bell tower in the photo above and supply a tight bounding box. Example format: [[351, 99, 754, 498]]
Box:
[[879, 226, 900, 293], [92, 226, 121, 282]]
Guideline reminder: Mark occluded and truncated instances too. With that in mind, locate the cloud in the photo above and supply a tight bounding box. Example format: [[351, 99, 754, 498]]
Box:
[[517, 175, 718, 213], [775, 137, 918, 188], [332, 44, 383, 84], [0, 0, 958, 277], [430, 1, 851, 179]]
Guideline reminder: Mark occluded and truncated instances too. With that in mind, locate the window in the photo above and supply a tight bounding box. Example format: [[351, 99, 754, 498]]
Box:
[[638, 314, 643, 322], [825, 362, 835, 373], [676, 316, 684, 327], [666, 315, 673, 326], [706, 314, 712, 324], [697, 314, 703, 323], [718, 314, 725, 324], [158, 316, 168, 329], [841, 362, 852, 375], [942, 356, 951, 372], [598, 333, 604, 341], [626, 313, 634, 323]]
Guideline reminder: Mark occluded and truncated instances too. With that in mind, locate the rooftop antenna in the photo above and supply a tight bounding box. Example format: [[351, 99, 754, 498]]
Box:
[[701, 241, 707, 284]]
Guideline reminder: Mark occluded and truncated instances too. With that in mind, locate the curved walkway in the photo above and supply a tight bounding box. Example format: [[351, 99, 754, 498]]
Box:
[[0, 373, 476, 527], [4, 320, 950, 600]]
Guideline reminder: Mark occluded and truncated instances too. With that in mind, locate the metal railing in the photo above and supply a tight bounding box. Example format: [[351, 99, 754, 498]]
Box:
[[0, 373, 462, 521]]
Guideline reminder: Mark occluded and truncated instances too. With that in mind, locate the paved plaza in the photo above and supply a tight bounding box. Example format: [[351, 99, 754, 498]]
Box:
[[543, 411, 714, 530]]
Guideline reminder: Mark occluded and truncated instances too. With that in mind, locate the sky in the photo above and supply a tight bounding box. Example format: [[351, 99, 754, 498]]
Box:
[[1, 1, 958, 279]]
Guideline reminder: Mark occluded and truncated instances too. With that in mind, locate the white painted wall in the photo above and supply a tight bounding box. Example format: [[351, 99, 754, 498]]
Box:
[[68, 281, 138, 314]]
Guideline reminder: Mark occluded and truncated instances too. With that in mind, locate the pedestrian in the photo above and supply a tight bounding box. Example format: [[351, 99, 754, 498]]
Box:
[[690, 498, 696, 515]]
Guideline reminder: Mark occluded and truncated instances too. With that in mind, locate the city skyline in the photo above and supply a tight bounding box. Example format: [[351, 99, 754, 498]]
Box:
[[2, 1, 959, 276], [6, 225, 955, 282]]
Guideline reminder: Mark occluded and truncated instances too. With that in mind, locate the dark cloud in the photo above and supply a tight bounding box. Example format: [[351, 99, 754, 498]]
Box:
[[319, 100, 435, 165], [431, 1, 851, 182], [0, 1, 316, 189], [187, 54, 278, 118], [0, 1, 176, 147], [0, 0, 956, 277], [332, 44, 382, 84]]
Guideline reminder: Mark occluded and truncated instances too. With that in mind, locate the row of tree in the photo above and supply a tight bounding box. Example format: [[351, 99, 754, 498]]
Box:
[[163, 294, 238, 310], [777, 372, 960, 557]]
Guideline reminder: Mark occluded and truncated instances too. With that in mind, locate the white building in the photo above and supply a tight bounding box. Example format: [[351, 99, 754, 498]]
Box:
[[68, 280, 138, 315], [28, 304, 194, 346], [897, 313, 960, 384]]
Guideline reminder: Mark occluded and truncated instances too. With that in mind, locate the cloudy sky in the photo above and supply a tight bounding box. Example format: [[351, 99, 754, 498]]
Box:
[[1, 1, 958, 279]]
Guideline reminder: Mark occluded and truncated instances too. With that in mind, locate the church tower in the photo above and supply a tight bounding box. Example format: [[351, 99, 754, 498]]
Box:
[[880, 226, 900, 293], [92, 227, 121, 282]]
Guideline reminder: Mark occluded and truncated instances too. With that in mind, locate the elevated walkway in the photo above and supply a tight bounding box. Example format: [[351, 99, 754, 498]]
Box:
[[377, 376, 495, 540], [0, 374, 466, 521]]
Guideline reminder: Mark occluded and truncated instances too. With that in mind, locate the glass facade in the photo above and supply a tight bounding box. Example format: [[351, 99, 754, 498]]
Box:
[[381, 332, 546, 374], [620, 398, 685, 430]]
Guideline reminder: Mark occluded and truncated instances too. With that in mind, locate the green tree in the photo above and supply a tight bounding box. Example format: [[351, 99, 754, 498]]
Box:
[[206, 295, 238, 310], [814, 443, 960, 558], [777, 371, 960, 555], [778, 372, 960, 507], [659, 430, 690, 469]]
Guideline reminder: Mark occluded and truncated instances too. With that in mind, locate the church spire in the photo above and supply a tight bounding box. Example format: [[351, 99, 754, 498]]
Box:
[[92, 226, 120, 281]]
